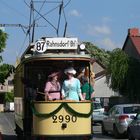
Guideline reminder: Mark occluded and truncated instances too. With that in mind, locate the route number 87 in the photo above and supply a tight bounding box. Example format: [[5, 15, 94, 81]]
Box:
[[35, 40, 47, 53]]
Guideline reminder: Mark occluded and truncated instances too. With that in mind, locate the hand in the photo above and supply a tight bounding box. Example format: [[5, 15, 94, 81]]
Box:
[[45, 93, 52, 101], [79, 93, 84, 101], [61, 95, 65, 99], [80, 97, 85, 101], [80, 99, 86, 102], [48, 95, 52, 100]]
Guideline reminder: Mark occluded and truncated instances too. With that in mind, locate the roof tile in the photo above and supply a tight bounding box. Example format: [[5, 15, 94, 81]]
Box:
[[130, 36, 140, 54]]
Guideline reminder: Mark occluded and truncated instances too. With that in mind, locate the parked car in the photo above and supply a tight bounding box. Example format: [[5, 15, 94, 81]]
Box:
[[4, 102, 14, 112], [101, 104, 140, 138], [92, 101, 105, 124], [127, 112, 140, 140]]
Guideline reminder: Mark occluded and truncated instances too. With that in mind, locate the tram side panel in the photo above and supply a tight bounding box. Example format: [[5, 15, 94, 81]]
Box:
[[14, 65, 25, 131], [14, 64, 34, 136]]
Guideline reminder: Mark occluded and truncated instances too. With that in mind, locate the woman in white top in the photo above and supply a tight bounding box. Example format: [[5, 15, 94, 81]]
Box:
[[61, 67, 84, 101]]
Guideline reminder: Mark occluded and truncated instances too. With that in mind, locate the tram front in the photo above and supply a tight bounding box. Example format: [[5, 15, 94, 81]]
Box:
[[14, 37, 94, 140]]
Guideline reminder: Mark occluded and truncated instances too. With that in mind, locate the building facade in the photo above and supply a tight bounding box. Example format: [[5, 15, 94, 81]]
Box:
[[122, 28, 140, 60]]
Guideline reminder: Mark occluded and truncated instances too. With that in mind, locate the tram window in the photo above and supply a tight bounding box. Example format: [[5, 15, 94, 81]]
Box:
[[24, 60, 90, 101], [0, 86, 3, 90], [8, 80, 13, 85]]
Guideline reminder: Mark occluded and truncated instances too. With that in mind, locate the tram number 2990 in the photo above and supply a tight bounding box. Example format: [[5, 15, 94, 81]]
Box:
[[52, 115, 77, 123]]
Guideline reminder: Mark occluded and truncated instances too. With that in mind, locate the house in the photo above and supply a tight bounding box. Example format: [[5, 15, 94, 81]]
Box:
[[92, 60, 118, 106], [0, 73, 14, 93], [0, 73, 14, 111], [122, 28, 140, 60], [0, 72, 14, 104]]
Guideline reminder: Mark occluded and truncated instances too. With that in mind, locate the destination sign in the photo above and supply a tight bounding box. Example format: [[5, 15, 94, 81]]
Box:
[[45, 37, 78, 50], [34, 38, 78, 53]]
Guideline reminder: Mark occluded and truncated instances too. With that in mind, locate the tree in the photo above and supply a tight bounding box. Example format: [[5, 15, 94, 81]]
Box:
[[4, 91, 14, 103], [0, 29, 8, 63], [0, 29, 14, 84], [106, 48, 129, 94], [85, 42, 111, 67], [106, 48, 140, 102], [0, 64, 15, 84]]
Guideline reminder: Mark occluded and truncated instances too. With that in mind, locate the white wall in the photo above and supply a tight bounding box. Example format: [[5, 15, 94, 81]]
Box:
[[94, 76, 118, 98]]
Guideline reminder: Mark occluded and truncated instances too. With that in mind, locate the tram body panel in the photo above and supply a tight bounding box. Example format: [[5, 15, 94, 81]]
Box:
[[33, 102, 64, 135], [14, 65, 24, 97], [33, 101, 91, 136], [63, 102, 91, 135], [14, 97, 24, 129], [14, 65, 25, 130]]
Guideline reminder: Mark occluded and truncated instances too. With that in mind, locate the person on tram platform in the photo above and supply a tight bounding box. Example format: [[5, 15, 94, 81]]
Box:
[[81, 76, 94, 100], [77, 67, 85, 82], [61, 67, 84, 101], [44, 72, 61, 100], [77, 67, 95, 88], [21, 77, 37, 100]]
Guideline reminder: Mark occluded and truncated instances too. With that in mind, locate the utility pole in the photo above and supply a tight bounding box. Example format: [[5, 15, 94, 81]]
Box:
[[0, 0, 70, 44]]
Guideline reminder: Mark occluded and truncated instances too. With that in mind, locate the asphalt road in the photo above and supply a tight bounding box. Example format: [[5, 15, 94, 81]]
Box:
[[92, 123, 127, 140], [0, 112, 17, 140], [0, 112, 127, 140]]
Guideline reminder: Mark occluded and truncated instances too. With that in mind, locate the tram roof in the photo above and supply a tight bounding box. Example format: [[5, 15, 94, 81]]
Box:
[[16, 37, 91, 67], [15, 53, 91, 68], [23, 53, 90, 62]]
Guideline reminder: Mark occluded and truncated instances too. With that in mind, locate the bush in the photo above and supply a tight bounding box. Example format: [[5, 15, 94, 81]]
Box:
[[4, 92, 14, 103]]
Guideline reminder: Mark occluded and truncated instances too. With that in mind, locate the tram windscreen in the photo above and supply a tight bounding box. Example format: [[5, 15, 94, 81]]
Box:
[[24, 60, 90, 98]]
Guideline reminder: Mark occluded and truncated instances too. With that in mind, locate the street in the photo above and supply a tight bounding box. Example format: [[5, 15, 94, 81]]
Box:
[[0, 112, 16, 140], [0, 112, 127, 140]]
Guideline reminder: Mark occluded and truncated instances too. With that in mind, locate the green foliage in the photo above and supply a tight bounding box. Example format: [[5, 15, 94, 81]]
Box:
[[106, 48, 140, 102], [0, 64, 15, 84], [106, 48, 129, 93], [0, 29, 13, 84], [0, 29, 8, 63], [4, 91, 14, 103], [85, 42, 111, 67]]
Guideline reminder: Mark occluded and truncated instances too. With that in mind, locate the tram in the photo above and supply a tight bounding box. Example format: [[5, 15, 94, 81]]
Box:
[[14, 37, 94, 140]]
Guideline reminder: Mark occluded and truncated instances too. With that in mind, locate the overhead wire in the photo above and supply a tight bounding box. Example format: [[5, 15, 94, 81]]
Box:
[[24, 0, 57, 32], [62, 0, 71, 36], [64, 0, 71, 8], [1, 0, 28, 20], [33, 8, 58, 31], [0, 0, 33, 60], [33, 1, 61, 3], [24, 0, 71, 37], [17, 34, 29, 58], [34, 0, 47, 20], [35, 5, 60, 21], [56, 0, 63, 36], [1, 0, 72, 60]]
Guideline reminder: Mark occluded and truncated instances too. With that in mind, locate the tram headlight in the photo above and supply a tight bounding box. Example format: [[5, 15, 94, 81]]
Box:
[[79, 43, 86, 55], [79, 44, 85, 50]]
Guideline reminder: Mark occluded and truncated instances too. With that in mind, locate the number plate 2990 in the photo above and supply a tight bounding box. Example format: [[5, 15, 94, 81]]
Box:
[[52, 115, 77, 123]]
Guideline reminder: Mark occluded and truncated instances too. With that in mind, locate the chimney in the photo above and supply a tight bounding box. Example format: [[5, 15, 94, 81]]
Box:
[[128, 28, 140, 36]]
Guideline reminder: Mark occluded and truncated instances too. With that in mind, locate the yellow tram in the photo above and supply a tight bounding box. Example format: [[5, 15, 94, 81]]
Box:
[[14, 37, 93, 140]]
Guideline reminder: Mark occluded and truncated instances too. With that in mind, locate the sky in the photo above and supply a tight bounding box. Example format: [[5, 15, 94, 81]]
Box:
[[1, 0, 140, 65]]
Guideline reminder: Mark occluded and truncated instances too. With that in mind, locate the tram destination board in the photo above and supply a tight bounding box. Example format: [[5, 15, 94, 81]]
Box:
[[34, 37, 78, 53]]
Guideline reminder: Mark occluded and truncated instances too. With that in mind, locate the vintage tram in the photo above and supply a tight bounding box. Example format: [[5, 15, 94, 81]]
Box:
[[14, 37, 94, 140]]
